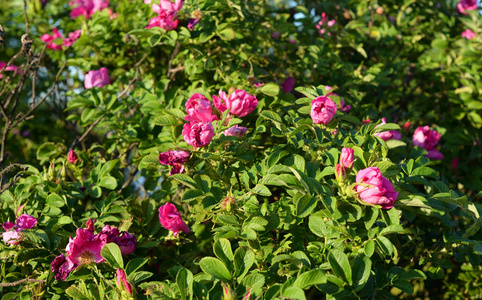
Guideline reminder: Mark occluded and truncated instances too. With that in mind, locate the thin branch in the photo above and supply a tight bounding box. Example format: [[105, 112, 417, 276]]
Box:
[[0, 278, 45, 287], [23, 0, 29, 35], [117, 166, 138, 196]]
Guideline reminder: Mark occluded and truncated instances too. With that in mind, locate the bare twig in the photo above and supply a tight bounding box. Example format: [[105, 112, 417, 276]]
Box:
[[117, 166, 138, 195], [22, 0, 29, 35], [0, 278, 45, 287]]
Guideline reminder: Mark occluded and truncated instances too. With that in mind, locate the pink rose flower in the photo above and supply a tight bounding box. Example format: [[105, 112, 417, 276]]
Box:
[[66, 228, 105, 265], [63, 30, 82, 47], [16, 214, 37, 229], [40, 28, 63, 50], [69, 0, 109, 19], [340, 148, 354, 169], [182, 122, 215, 148], [68, 150, 79, 164], [146, 11, 179, 30], [184, 93, 217, 123], [355, 167, 398, 209], [116, 269, 133, 295], [223, 125, 248, 137], [2, 214, 37, 245], [213, 90, 258, 117], [158, 202, 190, 236], [157, 0, 183, 13], [159, 150, 190, 176], [188, 19, 199, 30], [461, 29, 475, 40], [310, 96, 337, 125], [451, 157, 459, 169], [0, 61, 22, 79], [412, 126, 443, 160], [51, 254, 77, 281], [281, 77, 295, 93], [457, 0, 477, 15], [84, 67, 110, 89], [94, 225, 137, 255], [374, 118, 402, 141], [339, 98, 351, 112]]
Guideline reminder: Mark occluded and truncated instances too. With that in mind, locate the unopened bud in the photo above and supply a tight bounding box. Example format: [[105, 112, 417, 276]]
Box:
[[48, 163, 55, 180], [60, 164, 67, 180]]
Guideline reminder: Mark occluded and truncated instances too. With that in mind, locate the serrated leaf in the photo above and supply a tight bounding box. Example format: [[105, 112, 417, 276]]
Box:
[[46, 193, 65, 208], [253, 184, 271, 196], [182, 189, 205, 202], [260, 83, 280, 97], [293, 269, 327, 289], [294, 195, 317, 218], [99, 176, 117, 190], [352, 255, 372, 291], [199, 257, 232, 281], [171, 174, 197, 189], [328, 249, 352, 285], [213, 238, 234, 269], [101, 243, 123, 269]]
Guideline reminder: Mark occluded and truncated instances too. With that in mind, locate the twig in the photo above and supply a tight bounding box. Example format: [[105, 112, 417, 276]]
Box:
[[116, 166, 138, 195], [0, 278, 45, 287], [22, 0, 29, 35]]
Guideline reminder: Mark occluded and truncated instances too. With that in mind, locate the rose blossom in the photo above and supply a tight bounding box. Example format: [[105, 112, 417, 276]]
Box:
[[461, 29, 475, 40], [159, 150, 190, 175], [84, 67, 110, 89], [182, 122, 215, 148], [146, 0, 183, 30], [2, 214, 37, 245], [116, 269, 133, 295], [340, 148, 354, 169], [373, 118, 401, 141], [412, 126, 443, 160], [51, 254, 77, 281], [66, 228, 105, 265], [223, 125, 248, 137], [184, 93, 217, 122], [281, 77, 295, 93], [40, 28, 63, 50], [94, 225, 137, 255], [70, 0, 109, 19], [457, 0, 477, 15], [339, 98, 351, 112], [68, 150, 79, 164], [355, 167, 398, 209], [158, 202, 190, 236], [63, 30, 82, 47], [310, 96, 337, 124], [0, 62, 22, 79], [213, 89, 258, 117]]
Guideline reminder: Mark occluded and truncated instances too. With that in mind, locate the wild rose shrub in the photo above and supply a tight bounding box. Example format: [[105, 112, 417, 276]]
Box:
[[1, 0, 482, 299]]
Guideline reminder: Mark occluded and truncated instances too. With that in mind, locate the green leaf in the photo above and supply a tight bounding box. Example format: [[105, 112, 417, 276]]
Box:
[[411, 166, 438, 178], [171, 174, 197, 189], [99, 176, 117, 190], [328, 249, 352, 285], [176, 268, 193, 300], [46, 193, 65, 208], [293, 269, 327, 289], [99, 160, 119, 178], [100, 243, 124, 269], [393, 280, 414, 294], [294, 195, 317, 218], [352, 255, 372, 291], [129, 271, 153, 284], [376, 236, 394, 256], [199, 257, 232, 281], [217, 28, 236, 40], [260, 110, 282, 123], [260, 83, 280, 97], [182, 189, 205, 202], [280, 287, 306, 300], [364, 240, 375, 257], [234, 247, 255, 280], [213, 238, 234, 270], [468, 111, 482, 128], [253, 184, 272, 196], [65, 286, 91, 300], [126, 258, 149, 276]]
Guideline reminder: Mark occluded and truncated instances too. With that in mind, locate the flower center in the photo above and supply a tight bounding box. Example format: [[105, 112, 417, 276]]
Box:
[[78, 250, 95, 265]]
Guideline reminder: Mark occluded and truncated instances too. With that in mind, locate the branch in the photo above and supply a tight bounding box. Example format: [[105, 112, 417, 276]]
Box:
[[23, 0, 29, 35], [0, 278, 45, 287]]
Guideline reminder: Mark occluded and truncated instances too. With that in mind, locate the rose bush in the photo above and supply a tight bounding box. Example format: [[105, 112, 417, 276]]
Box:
[[0, 0, 482, 299]]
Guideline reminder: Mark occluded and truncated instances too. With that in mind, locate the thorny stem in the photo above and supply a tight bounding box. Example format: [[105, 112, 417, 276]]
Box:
[[23, 0, 29, 35], [0, 278, 45, 287]]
